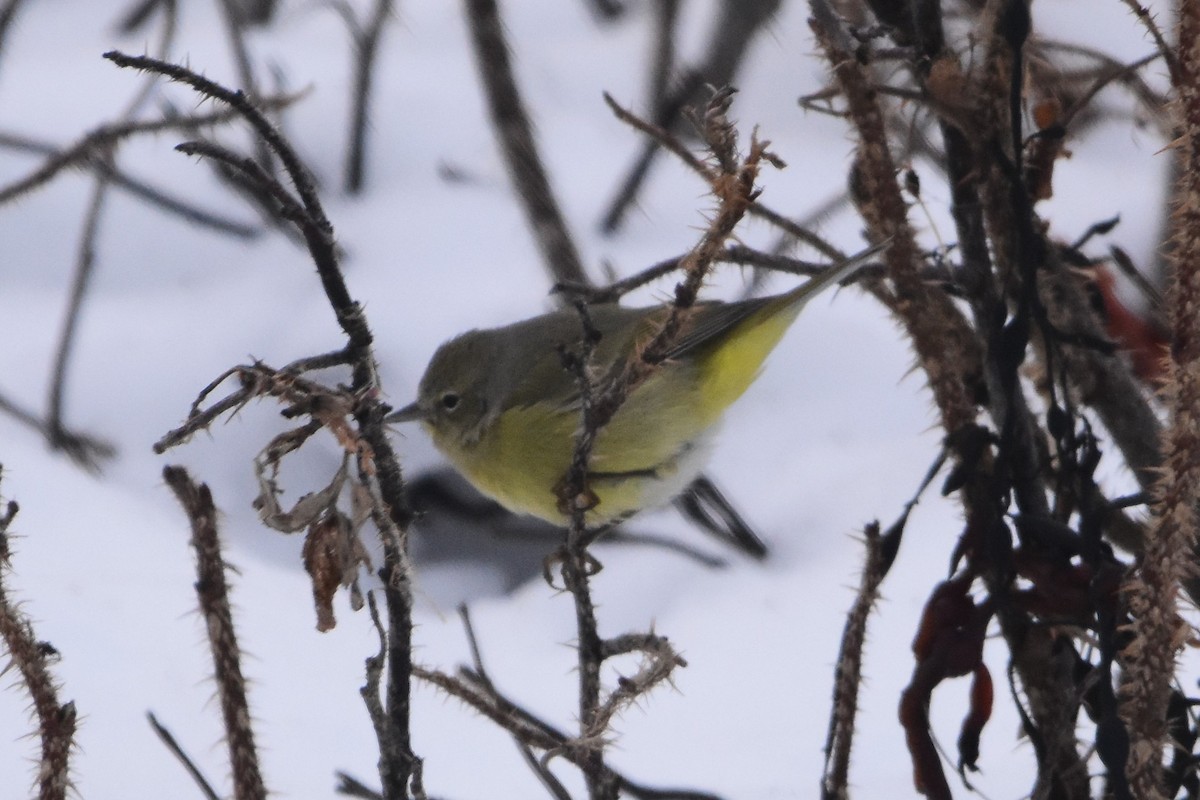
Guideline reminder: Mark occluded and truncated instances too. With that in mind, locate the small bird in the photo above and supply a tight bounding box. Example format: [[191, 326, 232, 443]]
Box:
[[389, 243, 882, 527]]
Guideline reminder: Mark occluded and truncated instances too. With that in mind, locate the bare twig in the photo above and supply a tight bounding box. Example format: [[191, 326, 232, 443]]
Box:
[[341, 0, 395, 194], [822, 522, 887, 800], [0, 474, 76, 800], [45, 170, 112, 470], [109, 52, 421, 798], [336, 771, 384, 800], [458, 605, 573, 800], [0, 95, 299, 208], [146, 712, 223, 800], [602, 91, 844, 260], [176, 139, 309, 222], [0, 389, 115, 469], [163, 466, 267, 800], [1120, 0, 1180, 85], [413, 663, 724, 800]]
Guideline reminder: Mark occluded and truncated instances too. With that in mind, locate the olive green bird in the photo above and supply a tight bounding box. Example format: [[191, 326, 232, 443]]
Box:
[[389, 243, 881, 527]]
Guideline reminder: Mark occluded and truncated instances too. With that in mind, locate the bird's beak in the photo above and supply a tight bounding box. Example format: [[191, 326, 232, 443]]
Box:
[[386, 401, 428, 424]]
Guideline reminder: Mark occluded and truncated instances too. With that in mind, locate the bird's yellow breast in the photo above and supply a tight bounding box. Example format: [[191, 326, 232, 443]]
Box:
[[429, 302, 797, 524]]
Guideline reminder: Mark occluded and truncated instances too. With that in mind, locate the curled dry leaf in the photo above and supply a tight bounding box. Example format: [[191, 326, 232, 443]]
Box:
[[253, 440, 348, 533], [302, 507, 372, 632]]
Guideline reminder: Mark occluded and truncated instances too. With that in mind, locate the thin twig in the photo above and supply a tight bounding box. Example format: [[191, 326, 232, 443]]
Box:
[[1119, 0, 1180, 85], [413, 664, 724, 800], [556, 87, 766, 800], [216, 0, 273, 171], [0, 94, 299, 208], [45, 169, 113, 468], [146, 712, 223, 800], [602, 91, 844, 260], [458, 605, 573, 800], [343, 0, 395, 194], [0, 389, 115, 469]]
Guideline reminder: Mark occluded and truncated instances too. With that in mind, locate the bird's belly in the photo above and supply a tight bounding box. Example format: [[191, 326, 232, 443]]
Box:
[[437, 402, 717, 526]]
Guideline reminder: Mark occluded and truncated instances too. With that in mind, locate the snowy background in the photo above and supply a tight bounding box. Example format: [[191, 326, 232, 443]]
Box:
[[0, 1, 1172, 797]]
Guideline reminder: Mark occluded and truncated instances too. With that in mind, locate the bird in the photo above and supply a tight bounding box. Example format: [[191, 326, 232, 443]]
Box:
[[389, 242, 882, 529]]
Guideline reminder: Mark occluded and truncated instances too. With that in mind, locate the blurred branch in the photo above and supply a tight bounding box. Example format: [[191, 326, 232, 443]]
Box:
[[458, 605, 572, 800], [648, 0, 680, 119], [0, 0, 29, 74], [0, 130, 261, 238], [45, 169, 113, 468], [116, 0, 170, 33], [600, 70, 705, 234], [336, 771, 384, 800], [336, 0, 395, 194], [462, 0, 590, 288], [216, 0, 273, 171], [602, 91, 844, 261], [0, 94, 299, 208], [0, 389, 115, 470], [600, 0, 781, 233], [583, 0, 625, 20]]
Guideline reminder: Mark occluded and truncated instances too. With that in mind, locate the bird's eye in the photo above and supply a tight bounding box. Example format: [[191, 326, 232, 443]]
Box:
[[440, 392, 461, 411]]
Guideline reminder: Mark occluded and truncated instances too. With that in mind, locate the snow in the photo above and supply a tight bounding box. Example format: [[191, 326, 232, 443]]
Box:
[[0, 1, 1171, 797]]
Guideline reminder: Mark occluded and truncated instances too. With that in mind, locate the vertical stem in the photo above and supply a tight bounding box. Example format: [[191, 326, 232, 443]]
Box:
[[47, 170, 111, 456], [462, 0, 589, 288], [1120, 3, 1200, 796]]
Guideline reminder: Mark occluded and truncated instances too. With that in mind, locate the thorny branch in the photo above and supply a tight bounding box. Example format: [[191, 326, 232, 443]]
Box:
[[800, 0, 1176, 796], [0, 472, 76, 800], [1120, 0, 1200, 795], [551, 86, 770, 800], [106, 52, 420, 798], [822, 523, 888, 800], [162, 467, 267, 800], [414, 619, 719, 800]]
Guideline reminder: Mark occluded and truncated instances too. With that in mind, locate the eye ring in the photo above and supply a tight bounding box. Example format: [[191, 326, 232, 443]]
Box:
[[440, 392, 461, 411]]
